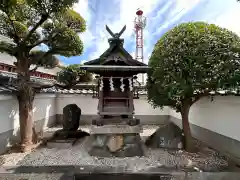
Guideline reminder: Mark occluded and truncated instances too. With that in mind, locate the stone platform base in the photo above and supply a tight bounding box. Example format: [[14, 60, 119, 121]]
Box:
[[47, 129, 89, 149], [90, 125, 142, 134], [89, 133, 144, 157]]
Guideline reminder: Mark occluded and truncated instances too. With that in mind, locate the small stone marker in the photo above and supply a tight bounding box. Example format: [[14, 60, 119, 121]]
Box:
[[107, 135, 124, 152]]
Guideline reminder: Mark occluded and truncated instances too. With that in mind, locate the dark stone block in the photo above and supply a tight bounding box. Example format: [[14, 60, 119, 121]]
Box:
[[128, 119, 140, 126], [63, 104, 81, 131], [89, 147, 112, 157], [47, 129, 90, 148], [92, 119, 97, 125], [61, 173, 75, 180], [145, 122, 183, 149], [54, 129, 90, 139], [74, 174, 166, 180], [124, 134, 141, 144], [115, 143, 143, 157], [121, 115, 128, 119], [92, 119, 104, 126]]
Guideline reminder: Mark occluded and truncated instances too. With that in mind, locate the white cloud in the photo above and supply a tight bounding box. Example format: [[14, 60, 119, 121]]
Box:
[[80, 59, 88, 64], [130, 52, 135, 58], [73, 0, 240, 67], [151, 1, 174, 21], [79, 30, 95, 50], [212, 3, 240, 35], [74, 0, 95, 51], [79, 0, 198, 63], [73, 0, 91, 24], [175, 0, 201, 10], [153, 0, 200, 35], [89, 0, 160, 62], [59, 61, 67, 67]]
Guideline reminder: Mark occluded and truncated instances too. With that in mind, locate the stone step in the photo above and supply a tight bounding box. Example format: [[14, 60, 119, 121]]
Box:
[[92, 117, 140, 126], [90, 125, 142, 134], [47, 138, 77, 149], [99, 112, 134, 115], [94, 118, 134, 125]]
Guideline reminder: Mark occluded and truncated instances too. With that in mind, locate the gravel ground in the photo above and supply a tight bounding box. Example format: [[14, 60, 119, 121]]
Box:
[[0, 125, 230, 172], [0, 173, 65, 180]]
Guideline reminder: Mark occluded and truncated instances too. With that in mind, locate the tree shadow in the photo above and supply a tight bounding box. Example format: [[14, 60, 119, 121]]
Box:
[[0, 95, 58, 168], [0, 95, 19, 155]]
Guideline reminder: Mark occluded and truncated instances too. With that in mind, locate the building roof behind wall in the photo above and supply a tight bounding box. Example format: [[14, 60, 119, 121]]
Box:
[[0, 53, 62, 75], [0, 35, 62, 76], [0, 71, 148, 95]]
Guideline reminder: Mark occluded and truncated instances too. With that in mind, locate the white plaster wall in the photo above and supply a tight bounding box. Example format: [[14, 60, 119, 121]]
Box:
[[169, 96, 240, 142], [0, 93, 168, 134], [134, 96, 169, 124], [1, 93, 240, 144], [0, 93, 56, 134], [134, 96, 169, 115], [0, 94, 18, 134], [55, 94, 168, 116], [56, 94, 98, 115], [32, 94, 56, 130]]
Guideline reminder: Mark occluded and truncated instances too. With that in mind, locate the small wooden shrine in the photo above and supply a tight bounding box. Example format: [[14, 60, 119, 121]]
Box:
[[82, 25, 148, 124], [81, 25, 149, 157]]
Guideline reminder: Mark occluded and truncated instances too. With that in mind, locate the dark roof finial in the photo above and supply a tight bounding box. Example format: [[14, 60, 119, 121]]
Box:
[[106, 25, 126, 39], [106, 25, 126, 46]]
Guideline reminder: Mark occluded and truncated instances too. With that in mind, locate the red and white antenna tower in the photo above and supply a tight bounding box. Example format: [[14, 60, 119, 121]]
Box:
[[134, 9, 146, 84]]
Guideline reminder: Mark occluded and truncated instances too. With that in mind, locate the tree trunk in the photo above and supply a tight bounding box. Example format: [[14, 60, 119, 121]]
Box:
[[17, 86, 35, 152], [180, 103, 196, 152], [16, 55, 35, 152]]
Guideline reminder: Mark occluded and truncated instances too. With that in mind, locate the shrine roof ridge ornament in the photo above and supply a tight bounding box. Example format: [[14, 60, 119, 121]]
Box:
[[106, 25, 126, 39], [106, 25, 126, 45]]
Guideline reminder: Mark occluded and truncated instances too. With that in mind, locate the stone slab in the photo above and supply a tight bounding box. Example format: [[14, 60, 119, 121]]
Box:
[[47, 138, 76, 149], [46, 129, 90, 149], [90, 125, 142, 134]]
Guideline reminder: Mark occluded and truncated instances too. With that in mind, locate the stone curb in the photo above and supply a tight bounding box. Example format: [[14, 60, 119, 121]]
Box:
[[0, 169, 240, 180], [0, 165, 192, 174]]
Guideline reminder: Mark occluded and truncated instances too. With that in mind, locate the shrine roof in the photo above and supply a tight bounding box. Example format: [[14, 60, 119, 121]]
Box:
[[83, 25, 148, 67], [80, 65, 149, 73], [84, 45, 147, 67]]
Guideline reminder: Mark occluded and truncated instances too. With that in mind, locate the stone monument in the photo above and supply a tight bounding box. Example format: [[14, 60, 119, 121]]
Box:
[[47, 104, 89, 148], [80, 25, 149, 157], [62, 104, 81, 131]]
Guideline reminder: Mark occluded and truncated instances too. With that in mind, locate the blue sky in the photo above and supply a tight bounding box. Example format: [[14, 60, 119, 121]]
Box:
[[59, 0, 240, 65]]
